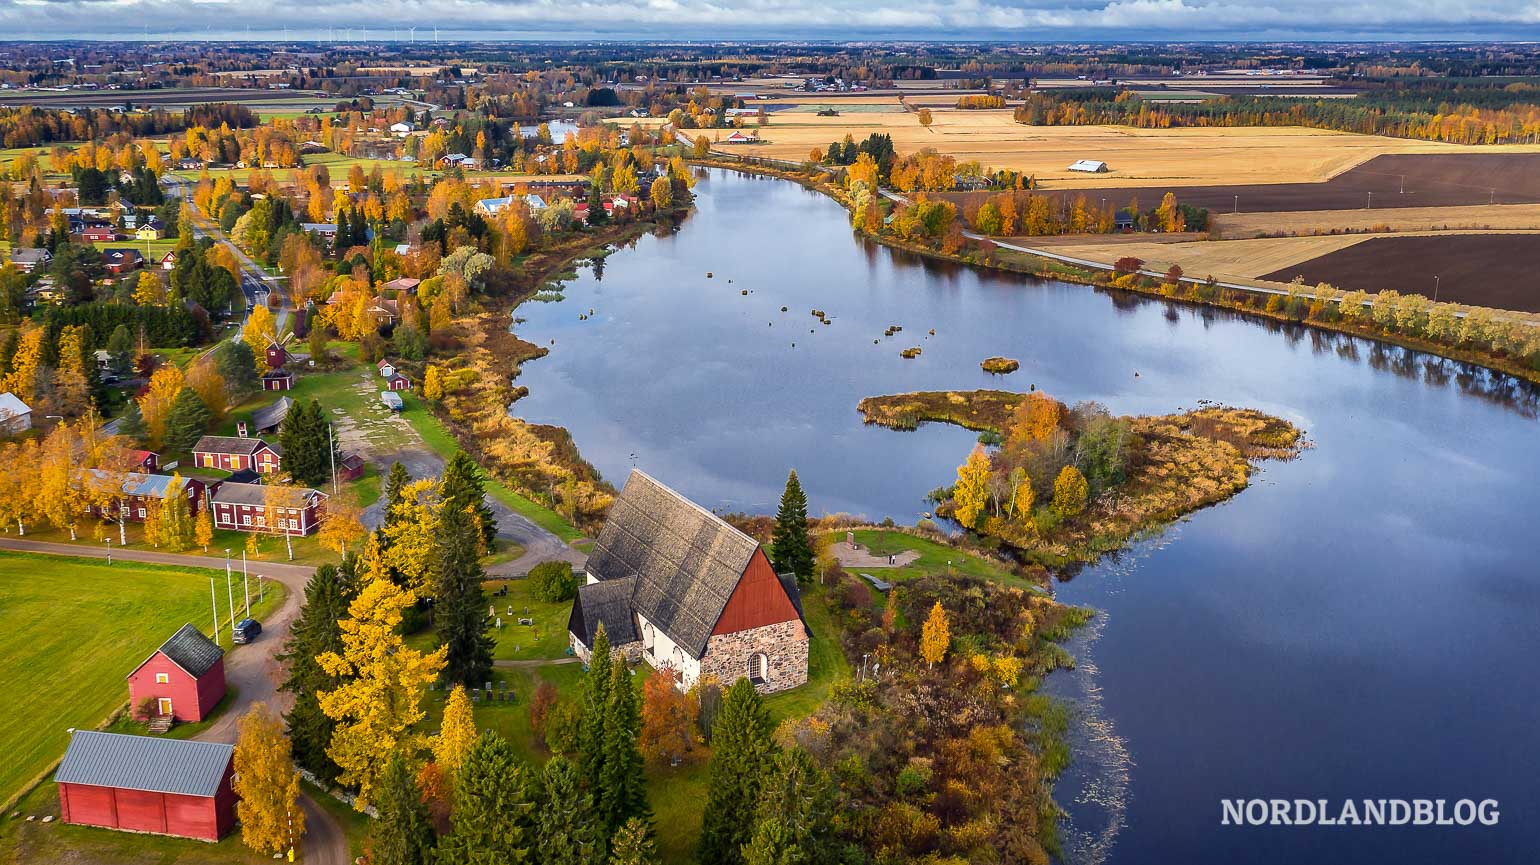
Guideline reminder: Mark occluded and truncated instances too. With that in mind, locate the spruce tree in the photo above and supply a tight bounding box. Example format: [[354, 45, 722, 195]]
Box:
[[118, 400, 147, 447], [597, 661, 650, 842], [579, 624, 613, 792], [438, 732, 535, 865], [440, 451, 497, 550], [607, 818, 659, 865], [370, 751, 436, 865], [742, 748, 841, 865], [539, 756, 603, 865], [384, 461, 412, 515], [698, 679, 776, 865], [219, 339, 260, 395], [770, 469, 815, 584], [281, 399, 335, 488], [278, 564, 351, 783], [434, 499, 494, 686], [163, 386, 210, 453]]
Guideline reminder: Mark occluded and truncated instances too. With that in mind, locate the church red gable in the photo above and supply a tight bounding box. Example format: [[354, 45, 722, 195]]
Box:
[[711, 548, 800, 636]]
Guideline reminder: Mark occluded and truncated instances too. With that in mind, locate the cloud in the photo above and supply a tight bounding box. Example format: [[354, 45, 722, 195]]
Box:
[[1, 0, 1540, 38]]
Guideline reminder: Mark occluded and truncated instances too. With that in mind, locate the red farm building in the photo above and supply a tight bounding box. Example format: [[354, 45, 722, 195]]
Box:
[[125, 624, 226, 723], [191, 435, 282, 474], [56, 730, 236, 842]]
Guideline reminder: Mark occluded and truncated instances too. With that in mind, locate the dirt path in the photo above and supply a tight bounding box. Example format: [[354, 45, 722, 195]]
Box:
[[0, 539, 350, 865]]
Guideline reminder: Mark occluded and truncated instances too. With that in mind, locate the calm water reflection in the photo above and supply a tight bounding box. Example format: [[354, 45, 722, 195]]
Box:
[[512, 169, 1540, 865]]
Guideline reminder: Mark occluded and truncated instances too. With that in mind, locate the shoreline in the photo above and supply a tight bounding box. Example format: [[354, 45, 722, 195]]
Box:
[[689, 155, 1540, 389]]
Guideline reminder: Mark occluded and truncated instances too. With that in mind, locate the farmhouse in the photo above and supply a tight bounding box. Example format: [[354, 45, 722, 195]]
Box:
[[209, 483, 328, 535], [101, 248, 143, 274], [723, 130, 758, 145], [1068, 159, 1109, 173], [55, 731, 236, 842], [390, 121, 414, 136], [79, 225, 117, 243], [191, 435, 282, 474], [84, 470, 206, 522], [568, 470, 809, 694], [0, 391, 32, 434], [135, 220, 164, 241], [125, 623, 226, 723], [9, 247, 52, 272]]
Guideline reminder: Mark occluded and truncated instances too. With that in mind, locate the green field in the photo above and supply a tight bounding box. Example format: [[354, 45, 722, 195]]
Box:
[[0, 552, 286, 806]]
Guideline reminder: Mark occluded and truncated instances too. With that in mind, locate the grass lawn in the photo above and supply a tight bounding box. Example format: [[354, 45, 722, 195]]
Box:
[[0, 781, 276, 865], [486, 578, 571, 661], [833, 528, 1039, 589], [401, 401, 585, 543], [0, 552, 286, 808], [226, 359, 424, 454]]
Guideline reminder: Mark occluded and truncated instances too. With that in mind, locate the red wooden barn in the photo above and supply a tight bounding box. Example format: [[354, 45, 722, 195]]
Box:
[[191, 435, 282, 474], [126, 624, 226, 723], [56, 731, 236, 842]]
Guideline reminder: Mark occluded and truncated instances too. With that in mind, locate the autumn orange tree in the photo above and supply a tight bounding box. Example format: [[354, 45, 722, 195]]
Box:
[[317, 576, 447, 810], [233, 702, 305, 857], [920, 601, 950, 668], [952, 446, 991, 530], [640, 667, 699, 766]]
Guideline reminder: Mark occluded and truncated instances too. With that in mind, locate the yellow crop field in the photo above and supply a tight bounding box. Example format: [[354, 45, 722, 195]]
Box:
[[742, 103, 1540, 189], [1211, 203, 1540, 238]]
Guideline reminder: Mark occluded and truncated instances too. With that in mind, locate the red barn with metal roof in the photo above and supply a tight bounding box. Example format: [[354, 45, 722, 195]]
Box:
[[56, 731, 235, 841], [125, 624, 226, 723]]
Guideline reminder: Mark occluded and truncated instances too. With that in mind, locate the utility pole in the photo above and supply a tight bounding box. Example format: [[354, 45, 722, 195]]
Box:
[[226, 550, 236, 634], [1434, 275, 1441, 303], [211, 577, 220, 643], [329, 424, 338, 496]]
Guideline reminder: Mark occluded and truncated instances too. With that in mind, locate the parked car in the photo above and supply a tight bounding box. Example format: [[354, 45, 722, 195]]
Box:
[[232, 618, 262, 644]]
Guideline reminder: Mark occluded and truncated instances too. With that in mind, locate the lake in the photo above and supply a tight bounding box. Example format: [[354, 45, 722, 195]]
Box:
[[511, 168, 1540, 864]]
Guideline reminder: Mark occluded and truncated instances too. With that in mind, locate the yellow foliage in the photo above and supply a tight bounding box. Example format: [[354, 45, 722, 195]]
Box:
[[953, 445, 991, 530], [233, 703, 305, 856], [920, 601, 950, 667], [432, 686, 478, 778]]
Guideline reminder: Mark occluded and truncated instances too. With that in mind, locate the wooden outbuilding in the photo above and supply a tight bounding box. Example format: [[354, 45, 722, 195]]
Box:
[[56, 731, 235, 842]]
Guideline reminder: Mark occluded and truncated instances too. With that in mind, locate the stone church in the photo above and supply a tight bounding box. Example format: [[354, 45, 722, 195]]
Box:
[[567, 470, 809, 694]]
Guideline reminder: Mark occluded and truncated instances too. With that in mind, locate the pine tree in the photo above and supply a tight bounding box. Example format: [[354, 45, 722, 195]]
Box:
[[540, 756, 603, 865], [279, 564, 351, 784], [440, 451, 497, 550], [579, 624, 613, 792], [607, 818, 659, 865], [597, 661, 650, 842], [433, 500, 493, 687], [370, 751, 436, 865], [162, 386, 210, 453], [742, 748, 839, 865], [698, 679, 776, 865], [437, 732, 535, 865], [770, 469, 814, 584]]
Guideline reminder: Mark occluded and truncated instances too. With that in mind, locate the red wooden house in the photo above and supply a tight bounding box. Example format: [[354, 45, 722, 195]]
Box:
[[261, 369, 294, 391], [210, 483, 327, 535], [56, 731, 236, 842], [101, 248, 144, 275], [385, 372, 411, 391], [79, 225, 117, 243], [127, 449, 159, 472], [125, 624, 226, 723], [84, 471, 205, 522], [568, 470, 809, 694], [191, 435, 282, 474]]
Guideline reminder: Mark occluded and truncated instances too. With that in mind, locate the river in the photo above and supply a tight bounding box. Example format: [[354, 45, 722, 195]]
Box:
[[511, 168, 1540, 864]]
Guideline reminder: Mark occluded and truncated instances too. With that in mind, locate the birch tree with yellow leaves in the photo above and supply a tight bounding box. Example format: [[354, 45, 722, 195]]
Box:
[[317, 576, 447, 810], [233, 702, 305, 857], [137, 364, 185, 449]]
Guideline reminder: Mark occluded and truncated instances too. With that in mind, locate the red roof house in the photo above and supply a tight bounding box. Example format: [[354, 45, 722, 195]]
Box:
[[126, 624, 226, 723], [56, 731, 236, 842], [385, 372, 411, 391]]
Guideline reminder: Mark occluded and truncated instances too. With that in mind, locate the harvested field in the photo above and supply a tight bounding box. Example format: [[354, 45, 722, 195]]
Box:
[[1212, 202, 1540, 238], [1260, 234, 1540, 312], [1044, 153, 1540, 214], [745, 106, 1531, 187], [1045, 234, 1380, 280]]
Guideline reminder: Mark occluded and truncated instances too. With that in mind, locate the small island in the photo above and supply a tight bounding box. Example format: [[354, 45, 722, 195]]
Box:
[[981, 356, 1021, 374], [859, 390, 1304, 567]]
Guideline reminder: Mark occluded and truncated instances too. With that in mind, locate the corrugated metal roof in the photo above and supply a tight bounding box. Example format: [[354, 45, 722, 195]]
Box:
[[56, 731, 232, 797]]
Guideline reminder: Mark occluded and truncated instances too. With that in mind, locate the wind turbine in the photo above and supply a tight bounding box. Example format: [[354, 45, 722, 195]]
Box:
[[362, 26, 368, 42], [409, 26, 416, 42], [434, 26, 439, 42]]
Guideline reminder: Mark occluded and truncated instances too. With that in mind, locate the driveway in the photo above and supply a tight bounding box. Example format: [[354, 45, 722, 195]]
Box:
[[0, 538, 349, 865], [367, 446, 587, 577]]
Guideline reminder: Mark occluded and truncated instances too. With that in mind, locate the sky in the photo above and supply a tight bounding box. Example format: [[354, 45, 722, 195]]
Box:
[[2, 0, 1540, 41]]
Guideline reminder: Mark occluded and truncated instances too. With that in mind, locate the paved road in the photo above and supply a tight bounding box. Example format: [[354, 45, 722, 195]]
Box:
[[0, 538, 349, 865], [367, 446, 587, 577]]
